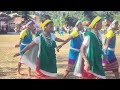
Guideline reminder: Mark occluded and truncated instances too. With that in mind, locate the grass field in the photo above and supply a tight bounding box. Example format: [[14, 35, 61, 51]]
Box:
[[0, 33, 120, 79]]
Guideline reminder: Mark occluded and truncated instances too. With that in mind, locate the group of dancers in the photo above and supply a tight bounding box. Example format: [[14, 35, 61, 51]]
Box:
[[13, 14, 119, 79]]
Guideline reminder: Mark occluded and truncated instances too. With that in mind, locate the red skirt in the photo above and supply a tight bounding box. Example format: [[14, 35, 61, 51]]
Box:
[[102, 58, 119, 72], [34, 58, 57, 79], [34, 70, 57, 79], [82, 70, 103, 79]]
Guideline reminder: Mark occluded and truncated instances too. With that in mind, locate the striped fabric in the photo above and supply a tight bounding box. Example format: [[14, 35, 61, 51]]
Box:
[[102, 58, 119, 72]]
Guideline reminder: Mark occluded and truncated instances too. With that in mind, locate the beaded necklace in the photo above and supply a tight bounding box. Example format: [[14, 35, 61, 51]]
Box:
[[42, 33, 53, 47]]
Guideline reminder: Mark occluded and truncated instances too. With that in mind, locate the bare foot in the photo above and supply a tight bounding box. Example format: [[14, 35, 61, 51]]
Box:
[[17, 73, 22, 78], [63, 70, 70, 79], [27, 75, 31, 79]]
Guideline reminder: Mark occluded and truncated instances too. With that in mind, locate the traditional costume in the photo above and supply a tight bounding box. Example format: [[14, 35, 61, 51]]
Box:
[[75, 16, 106, 79], [21, 20, 57, 79], [102, 20, 119, 72]]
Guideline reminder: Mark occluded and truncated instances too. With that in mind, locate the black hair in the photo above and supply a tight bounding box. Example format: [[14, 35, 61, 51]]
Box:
[[65, 17, 78, 27], [21, 21, 26, 24], [22, 14, 30, 21], [40, 14, 51, 22], [45, 15, 51, 19], [84, 11, 96, 22]]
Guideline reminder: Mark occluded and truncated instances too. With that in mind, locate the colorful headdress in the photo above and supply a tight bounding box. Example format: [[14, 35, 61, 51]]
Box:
[[107, 20, 118, 30], [41, 19, 52, 31], [26, 21, 33, 27], [89, 16, 101, 29], [75, 20, 82, 27]]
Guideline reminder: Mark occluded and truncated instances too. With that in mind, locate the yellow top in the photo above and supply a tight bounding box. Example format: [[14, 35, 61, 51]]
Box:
[[20, 29, 35, 39], [70, 27, 79, 38], [32, 34, 36, 39], [106, 30, 114, 39], [20, 30, 27, 39]]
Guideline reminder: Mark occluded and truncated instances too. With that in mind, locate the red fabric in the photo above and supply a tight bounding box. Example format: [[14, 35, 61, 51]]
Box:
[[34, 70, 57, 79], [34, 58, 57, 79], [82, 70, 102, 79], [102, 59, 119, 72], [87, 22, 91, 26]]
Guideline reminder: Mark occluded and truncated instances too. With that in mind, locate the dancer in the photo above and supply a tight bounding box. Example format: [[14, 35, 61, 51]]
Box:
[[15, 21, 34, 77], [57, 20, 83, 78], [80, 16, 106, 79], [14, 19, 64, 79], [102, 20, 119, 79]]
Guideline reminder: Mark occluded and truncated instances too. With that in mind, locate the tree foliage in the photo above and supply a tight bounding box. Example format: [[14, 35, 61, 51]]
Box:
[[2, 11, 120, 25]]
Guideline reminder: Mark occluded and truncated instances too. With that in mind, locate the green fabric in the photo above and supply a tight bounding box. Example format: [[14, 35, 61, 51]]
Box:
[[80, 17, 85, 22], [39, 34, 57, 73], [84, 31, 105, 76], [35, 31, 41, 37], [35, 33, 39, 37]]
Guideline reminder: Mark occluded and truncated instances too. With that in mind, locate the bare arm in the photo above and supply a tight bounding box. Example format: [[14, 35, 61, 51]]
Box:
[[80, 44, 90, 71], [104, 38, 111, 54], [80, 35, 91, 71], [80, 44, 88, 62], [55, 37, 64, 42], [57, 35, 72, 50], [15, 38, 22, 48], [14, 41, 37, 57]]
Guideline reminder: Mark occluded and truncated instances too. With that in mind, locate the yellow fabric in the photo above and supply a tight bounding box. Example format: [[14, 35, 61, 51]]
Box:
[[89, 16, 101, 29], [20, 30, 27, 39], [70, 29, 79, 38], [32, 34, 36, 39], [41, 19, 52, 31], [106, 30, 114, 38]]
